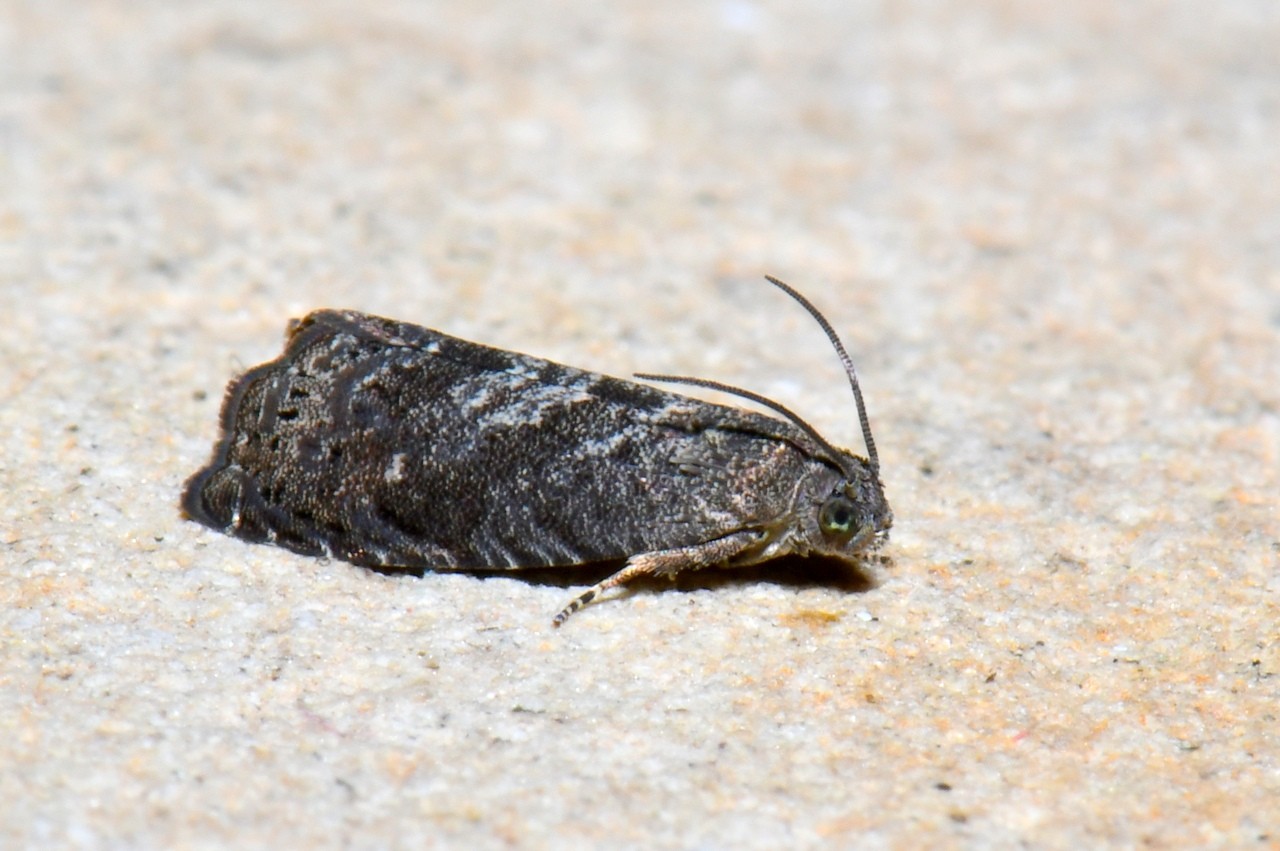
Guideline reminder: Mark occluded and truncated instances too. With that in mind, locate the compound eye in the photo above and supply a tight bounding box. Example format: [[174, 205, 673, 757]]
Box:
[[818, 495, 859, 539]]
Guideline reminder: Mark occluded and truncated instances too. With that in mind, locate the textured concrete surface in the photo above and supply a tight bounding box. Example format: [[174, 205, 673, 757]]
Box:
[[3, 1, 1278, 848]]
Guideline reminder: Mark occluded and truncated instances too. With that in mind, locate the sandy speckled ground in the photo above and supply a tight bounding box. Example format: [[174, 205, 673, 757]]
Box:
[[2, 2, 1278, 848]]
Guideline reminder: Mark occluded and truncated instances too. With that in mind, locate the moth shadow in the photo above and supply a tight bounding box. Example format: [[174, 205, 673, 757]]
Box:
[[371, 554, 879, 597], [659, 554, 880, 597]]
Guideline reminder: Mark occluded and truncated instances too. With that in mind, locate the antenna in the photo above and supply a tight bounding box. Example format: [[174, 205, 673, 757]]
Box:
[[638, 276, 880, 478], [633, 372, 856, 480], [763, 275, 879, 475]]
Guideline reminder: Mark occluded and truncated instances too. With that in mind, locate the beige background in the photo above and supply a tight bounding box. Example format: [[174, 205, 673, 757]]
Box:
[[3, 1, 1277, 848]]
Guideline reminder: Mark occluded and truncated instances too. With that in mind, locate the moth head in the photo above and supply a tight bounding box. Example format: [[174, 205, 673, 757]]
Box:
[[813, 462, 892, 556], [640, 275, 893, 560]]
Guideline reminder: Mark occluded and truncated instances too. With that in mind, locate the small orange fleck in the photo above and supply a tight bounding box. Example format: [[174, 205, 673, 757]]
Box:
[[385, 751, 420, 783], [1230, 487, 1270, 506], [779, 609, 844, 628]]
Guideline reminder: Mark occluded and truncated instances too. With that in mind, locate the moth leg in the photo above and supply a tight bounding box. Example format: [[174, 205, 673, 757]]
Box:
[[552, 529, 761, 626]]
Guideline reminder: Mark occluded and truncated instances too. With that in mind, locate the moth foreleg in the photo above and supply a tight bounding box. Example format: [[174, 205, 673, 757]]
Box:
[[552, 529, 762, 626]]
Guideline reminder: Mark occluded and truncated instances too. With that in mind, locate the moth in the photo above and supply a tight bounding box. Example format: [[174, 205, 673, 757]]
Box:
[[182, 276, 892, 624]]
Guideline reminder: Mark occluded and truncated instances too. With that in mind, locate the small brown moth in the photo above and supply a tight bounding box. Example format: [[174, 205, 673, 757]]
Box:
[[183, 276, 892, 624]]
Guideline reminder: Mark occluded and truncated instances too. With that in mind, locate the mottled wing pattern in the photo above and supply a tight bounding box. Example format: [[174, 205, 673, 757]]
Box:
[[183, 310, 834, 571]]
